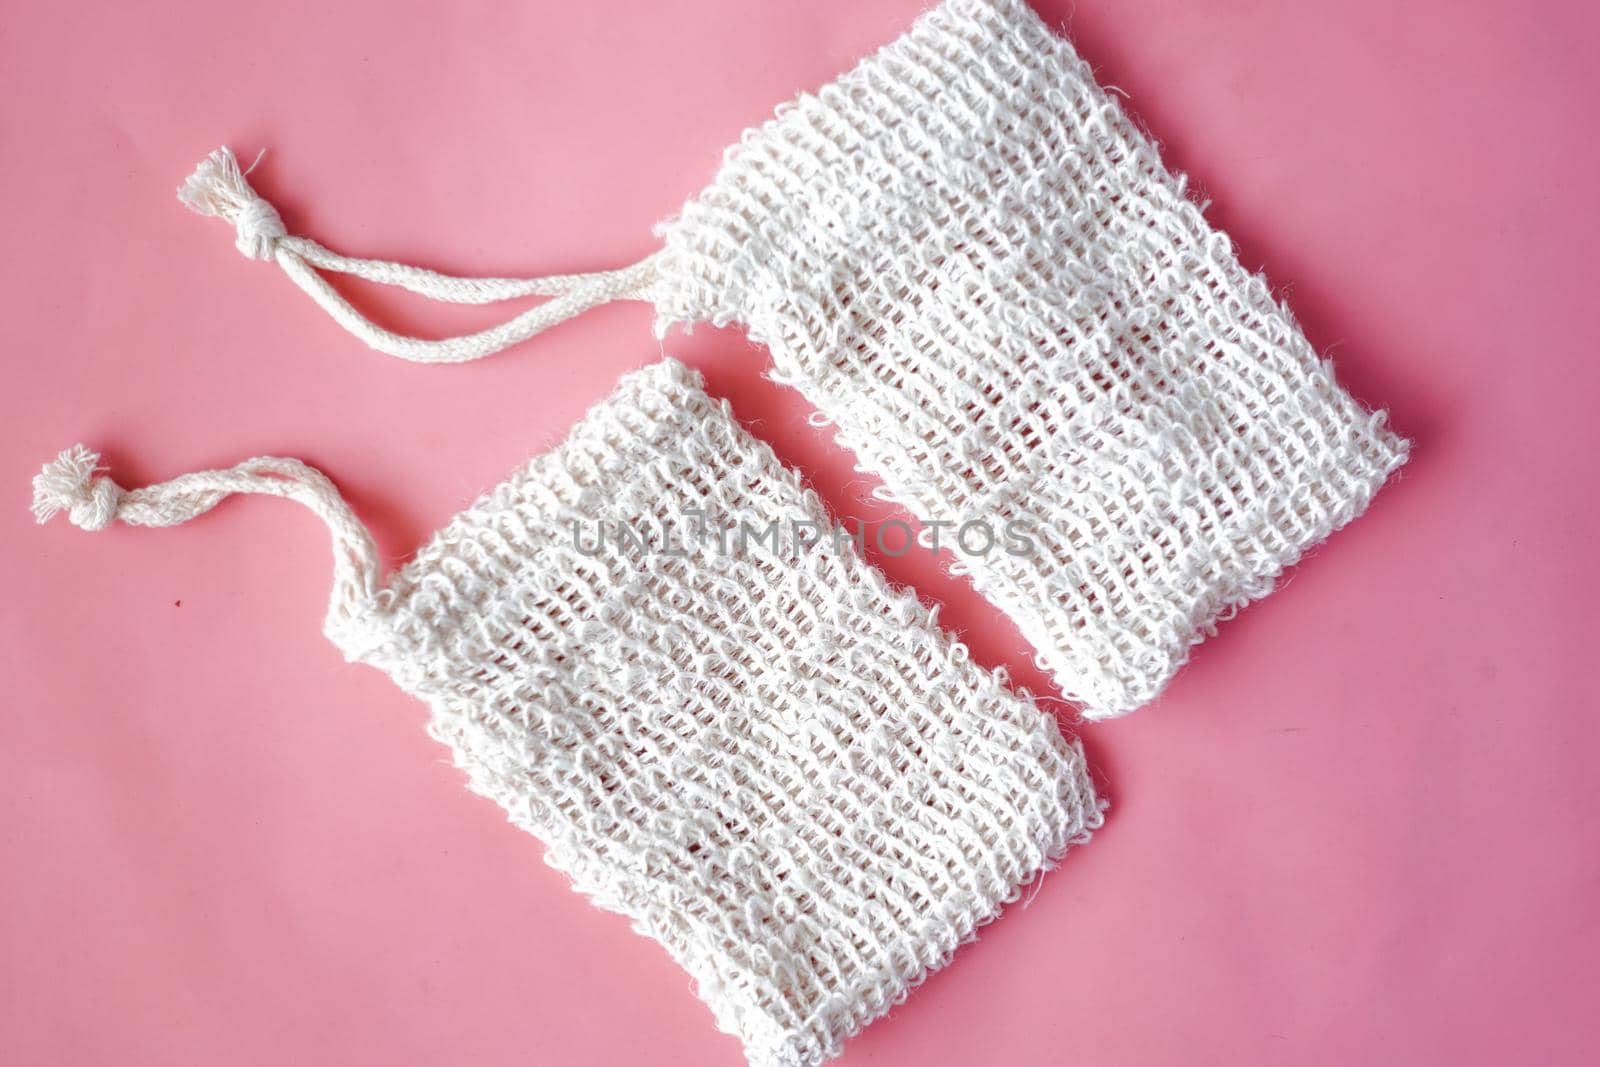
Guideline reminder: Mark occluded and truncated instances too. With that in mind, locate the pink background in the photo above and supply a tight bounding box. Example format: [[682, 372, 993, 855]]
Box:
[[3, 1, 1596, 1064]]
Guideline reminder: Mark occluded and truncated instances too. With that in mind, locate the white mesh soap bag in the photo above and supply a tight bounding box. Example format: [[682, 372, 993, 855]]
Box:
[[31, 359, 1103, 1067], [178, 0, 1407, 722]]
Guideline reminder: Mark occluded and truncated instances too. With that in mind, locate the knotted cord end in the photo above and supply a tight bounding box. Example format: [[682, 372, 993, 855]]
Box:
[[31, 444, 123, 531], [177, 146, 286, 261]]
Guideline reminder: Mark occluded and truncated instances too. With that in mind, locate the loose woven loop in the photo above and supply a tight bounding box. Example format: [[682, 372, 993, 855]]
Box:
[[178, 146, 664, 364], [31, 444, 382, 635]]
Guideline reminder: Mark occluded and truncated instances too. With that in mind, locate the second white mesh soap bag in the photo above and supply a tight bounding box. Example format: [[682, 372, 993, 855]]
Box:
[[177, 0, 1408, 720], [31, 359, 1102, 1067]]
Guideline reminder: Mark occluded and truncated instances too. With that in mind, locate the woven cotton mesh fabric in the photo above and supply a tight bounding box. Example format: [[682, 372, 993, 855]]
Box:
[[338, 359, 1101, 1067], [651, 0, 1409, 719]]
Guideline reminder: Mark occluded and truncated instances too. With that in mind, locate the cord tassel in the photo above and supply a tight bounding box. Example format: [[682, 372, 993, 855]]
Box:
[[177, 146, 664, 363], [177, 147, 285, 261], [31, 445, 122, 530]]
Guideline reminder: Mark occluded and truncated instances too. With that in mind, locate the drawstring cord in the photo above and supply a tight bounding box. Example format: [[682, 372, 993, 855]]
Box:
[[177, 146, 664, 364], [31, 444, 382, 639]]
